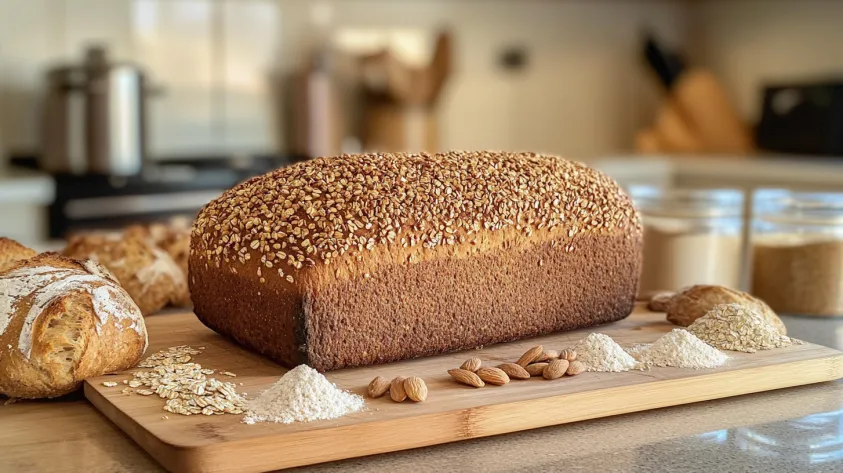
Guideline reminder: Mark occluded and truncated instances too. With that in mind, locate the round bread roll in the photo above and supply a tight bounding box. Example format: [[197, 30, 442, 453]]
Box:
[[63, 233, 186, 315], [0, 253, 147, 398], [0, 237, 37, 272], [666, 284, 787, 335]]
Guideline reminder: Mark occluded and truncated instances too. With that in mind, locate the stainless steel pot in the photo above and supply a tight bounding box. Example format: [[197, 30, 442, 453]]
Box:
[[41, 46, 158, 175]]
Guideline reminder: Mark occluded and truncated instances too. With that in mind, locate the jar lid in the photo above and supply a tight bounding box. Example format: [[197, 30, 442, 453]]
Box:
[[629, 186, 744, 218], [754, 189, 843, 225]]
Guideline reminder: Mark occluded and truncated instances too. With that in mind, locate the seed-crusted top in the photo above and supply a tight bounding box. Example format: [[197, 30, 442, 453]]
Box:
[[192, 151, 641, 284]]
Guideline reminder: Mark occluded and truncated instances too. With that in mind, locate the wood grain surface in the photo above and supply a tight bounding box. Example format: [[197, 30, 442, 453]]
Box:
[[85, 307, 843, 473]]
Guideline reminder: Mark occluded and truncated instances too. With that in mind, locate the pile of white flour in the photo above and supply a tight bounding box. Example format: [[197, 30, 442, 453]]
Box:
[[243, 365, 365, 424], [632, 329, 728, 369], [572, 333, 639, 372]]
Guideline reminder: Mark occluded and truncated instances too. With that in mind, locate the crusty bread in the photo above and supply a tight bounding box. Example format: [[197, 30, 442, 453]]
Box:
[[0, 253, 147, 398], [190, 151, 643, 371], [63, 233, 186, 315], [0, 238, 37, 272], [666, 285, 787, 335], [125, 222, 192, 306]]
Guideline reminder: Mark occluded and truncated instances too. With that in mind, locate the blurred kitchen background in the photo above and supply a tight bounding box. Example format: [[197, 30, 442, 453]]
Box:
[[2, 0, 843, 252]]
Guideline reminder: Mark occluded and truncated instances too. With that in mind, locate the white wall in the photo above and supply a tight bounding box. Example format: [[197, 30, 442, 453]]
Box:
[[0, 0, 689, 161], [690, 0, 843, 123]]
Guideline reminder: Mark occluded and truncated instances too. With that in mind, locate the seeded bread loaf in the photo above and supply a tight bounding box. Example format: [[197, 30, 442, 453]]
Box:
[[190, 151, 643, 371], [0, 253, 147, 398]]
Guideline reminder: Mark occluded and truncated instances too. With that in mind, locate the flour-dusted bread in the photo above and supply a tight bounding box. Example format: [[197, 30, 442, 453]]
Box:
[[190, 151, 643, 371], [0, 253, 147, 398], [63, 233, 186, 315], [0, 238, 37, 272]]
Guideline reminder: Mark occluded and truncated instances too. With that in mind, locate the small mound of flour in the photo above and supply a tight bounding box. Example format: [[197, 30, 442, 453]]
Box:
[[572, 333, 639, 372], [637, 329, 728, 369], [243, 365, 364, 424]]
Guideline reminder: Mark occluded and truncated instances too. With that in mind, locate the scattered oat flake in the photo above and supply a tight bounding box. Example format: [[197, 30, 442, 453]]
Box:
[[4, 398, 18, 406], [219, 371, 237, 377], [102, 381, 119, 387], [162, 415, 169, 420]]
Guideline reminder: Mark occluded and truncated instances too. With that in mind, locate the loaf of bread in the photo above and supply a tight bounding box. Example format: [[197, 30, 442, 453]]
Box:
[[125, 222, 192, 306], [63, 233, 187, 315], [0, 237, 37, 272], [0, 253, 147, 398], [190, 151, 643, 371]]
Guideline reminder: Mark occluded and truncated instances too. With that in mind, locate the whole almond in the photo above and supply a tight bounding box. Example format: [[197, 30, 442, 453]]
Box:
[[390, 376, 408, 402], [448, 369, 485, 388], [525, 362, 549, 377], [404, 376, 428, 402], [566, 360, 586, 376], [560, 349, 577, 362], [460, 357, 482, 372], [477, 367, 510, 385], [497, 363, 530, 380], [543, 359, 570, 380], [535, 350, 559, 362], [516, 345, 544, 367], [367, 376, 390, 398]]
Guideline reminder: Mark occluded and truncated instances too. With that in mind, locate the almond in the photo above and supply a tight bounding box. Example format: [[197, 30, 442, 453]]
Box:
[[560, 348, 577, 362], [448, 368, 485, 388], [566, 360, 586, 376], [497, 363, 530, 380], [460, 357, 482, 372], [543, 359, 569, 380], [525, 362, 549, 377], [535, 350, 559, 362], [403, 376, 428, 402], [390, 376, 408, 402], [516, 345, 544, 367], [477, 367, 510, 385], [367, 376, 390, 398]]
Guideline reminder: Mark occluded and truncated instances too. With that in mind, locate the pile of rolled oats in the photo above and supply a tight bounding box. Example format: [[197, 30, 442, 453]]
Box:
[[687, 303, 800, 353], [104, 345, 246, 416]]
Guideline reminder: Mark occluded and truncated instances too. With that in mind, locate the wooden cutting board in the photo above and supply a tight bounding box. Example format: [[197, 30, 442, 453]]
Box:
[[85, 308, 843, 473]]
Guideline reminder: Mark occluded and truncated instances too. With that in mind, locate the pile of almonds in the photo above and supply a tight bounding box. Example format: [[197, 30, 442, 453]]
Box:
[[367, 375, 428, 403], [448, 345, 585, 388]]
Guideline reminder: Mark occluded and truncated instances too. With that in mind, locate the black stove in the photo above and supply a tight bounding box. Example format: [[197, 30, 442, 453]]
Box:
[[11, 154, 304, 238]]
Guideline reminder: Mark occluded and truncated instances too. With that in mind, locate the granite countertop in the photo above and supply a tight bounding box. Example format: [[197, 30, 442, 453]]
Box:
[[2, 313, 841, 473]]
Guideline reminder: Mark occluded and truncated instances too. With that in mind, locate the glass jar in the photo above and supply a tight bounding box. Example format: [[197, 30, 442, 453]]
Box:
[[629, 186, 746, 295], [751, 190, 843, 317]]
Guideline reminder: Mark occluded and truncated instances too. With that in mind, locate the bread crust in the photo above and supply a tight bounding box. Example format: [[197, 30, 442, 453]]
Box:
[[0, 237, 37, 272], [190, 151, 643, 370], [0, 253, 147, 398], [63, 233, 186, 315]]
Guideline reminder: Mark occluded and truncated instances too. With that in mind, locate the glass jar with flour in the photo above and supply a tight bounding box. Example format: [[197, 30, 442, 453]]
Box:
[[630, 186, 745, 295], [751, 190, 843, 317]]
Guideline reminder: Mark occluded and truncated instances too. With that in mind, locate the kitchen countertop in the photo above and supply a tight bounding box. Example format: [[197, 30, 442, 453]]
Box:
[[2, 314, 842, 473]]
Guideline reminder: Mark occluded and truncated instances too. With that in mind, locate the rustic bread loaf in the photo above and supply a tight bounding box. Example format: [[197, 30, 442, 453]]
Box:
[[125, 222, 192, 306], [190, 151, 643, 371], [63, 233, 186, 315], [0, 253, 147, 398], [0, 237, 37, 272]]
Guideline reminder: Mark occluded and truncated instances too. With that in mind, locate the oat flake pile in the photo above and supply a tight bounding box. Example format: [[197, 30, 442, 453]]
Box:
[[243, 365, 364, 424], [687, 303, 798, 353]]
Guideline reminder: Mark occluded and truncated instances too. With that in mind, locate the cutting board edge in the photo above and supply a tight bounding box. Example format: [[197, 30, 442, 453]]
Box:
[[85, 352, 843, 473]]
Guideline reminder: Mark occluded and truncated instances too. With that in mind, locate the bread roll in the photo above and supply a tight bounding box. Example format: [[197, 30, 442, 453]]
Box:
[[0, 238, 37, 272], [190, 151, 643, 371], [0, 253, 147, 398], [63, 233, 186, 315]]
